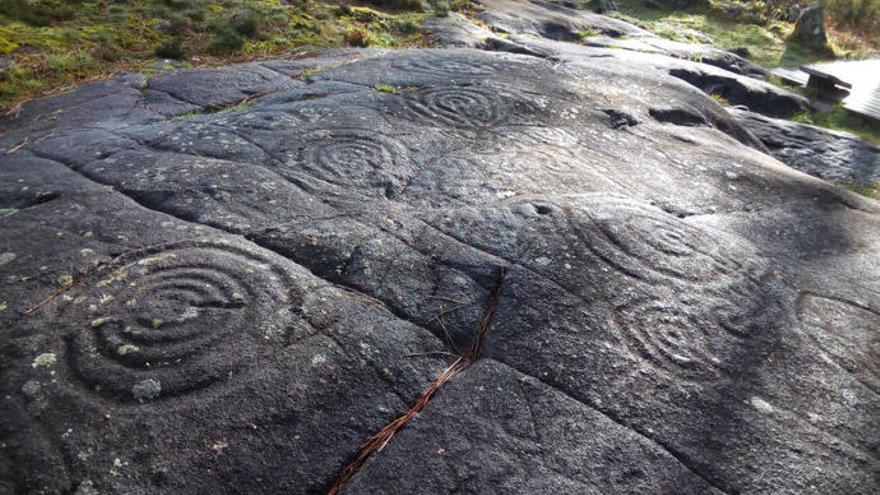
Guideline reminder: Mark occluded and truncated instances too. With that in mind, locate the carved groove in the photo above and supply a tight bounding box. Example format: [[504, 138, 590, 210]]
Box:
[[61, 240, 295, 403]]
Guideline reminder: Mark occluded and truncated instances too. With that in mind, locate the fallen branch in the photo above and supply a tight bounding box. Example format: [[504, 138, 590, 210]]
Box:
[[326, 266, 506, 494]]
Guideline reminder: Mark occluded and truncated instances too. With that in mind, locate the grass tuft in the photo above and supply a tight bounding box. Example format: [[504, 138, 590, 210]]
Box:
[[374, 83, 397, 93]]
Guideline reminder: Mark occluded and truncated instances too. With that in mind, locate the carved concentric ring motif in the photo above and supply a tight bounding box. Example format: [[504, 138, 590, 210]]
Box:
[[579, 199, 743, 284], [63, 240, 294, 402], [289, 128, 413, 195], [402, 86, 507, 128], [615, 298, 725, 377], [564, 197, 770, 378]]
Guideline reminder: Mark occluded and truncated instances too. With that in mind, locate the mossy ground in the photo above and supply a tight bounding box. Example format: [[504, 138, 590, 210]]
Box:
[[611, 0, 878, 68], [791, 104, 880, 145], [0, 0, 444, 111]]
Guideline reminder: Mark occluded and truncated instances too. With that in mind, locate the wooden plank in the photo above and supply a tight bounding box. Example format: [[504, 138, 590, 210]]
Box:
[[804, 59, 880, 120], [804, 59, 880, 89], [800, 66, 853, 88], [843, 91, 880, 121], [771, 67, 809, 86]]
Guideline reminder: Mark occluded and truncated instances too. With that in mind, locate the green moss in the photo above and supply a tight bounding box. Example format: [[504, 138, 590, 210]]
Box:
[[709, 92, 728, 106], [839, 182, 880, 199], [0, 31, 18, 53], [374, 84, 397, 93], [576, 27, 600, 39], [300, 66, 325, 80], [172, 110, 200, 120]]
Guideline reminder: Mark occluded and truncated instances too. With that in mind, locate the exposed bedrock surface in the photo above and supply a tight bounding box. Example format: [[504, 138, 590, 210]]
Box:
[[731, 108, 880, 186], [1, 45, 878, 494], [475, 0, 770, 79]]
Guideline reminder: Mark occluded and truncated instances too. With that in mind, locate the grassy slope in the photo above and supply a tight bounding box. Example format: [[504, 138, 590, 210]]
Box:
[[0, 0, 437, 111]]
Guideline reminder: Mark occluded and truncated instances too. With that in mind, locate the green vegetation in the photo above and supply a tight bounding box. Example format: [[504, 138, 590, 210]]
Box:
[[792, 105, 880, 145], [839, 181, 880, 199], [610, 0, 877, 68], [374, 83, 397, 93], [709, 91, 729, 106], [607, 1, 879, 144], [0, 0, 440, 111], [576, 27, 601, 39], [813, 0, 878, 36]]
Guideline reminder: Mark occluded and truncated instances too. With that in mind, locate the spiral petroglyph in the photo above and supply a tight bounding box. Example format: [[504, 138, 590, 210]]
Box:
[[402, 86, 507, 128], [615, 297, 730, 377], [577, 199, 744, 284], [62, 240, 295, 403], [288, 128, 413, 195]]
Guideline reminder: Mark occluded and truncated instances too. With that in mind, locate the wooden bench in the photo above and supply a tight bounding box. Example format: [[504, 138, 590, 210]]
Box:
[[801, 66, 852, 101]]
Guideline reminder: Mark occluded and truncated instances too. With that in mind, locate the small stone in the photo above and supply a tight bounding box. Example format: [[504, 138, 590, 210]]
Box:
[[153, 20, 172, 32], [132, 378, 162, 401], [731, 47, 750, 58]]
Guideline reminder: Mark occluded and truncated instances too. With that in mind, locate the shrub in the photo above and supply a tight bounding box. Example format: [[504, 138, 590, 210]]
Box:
[[208, 27, 245, 54], [93, 45, 122, 62], [394, 18, 419, 33], [433, 0, 451, 17], [162, 0, 197, 11], [155, 39, 186, 60], [344, 27, 374, 47], [0, 0, 80, 26], [48, 53, 76, 73], [822, 0, 880, 31], [368, 0, 426, 10], [232, 10, 260, 38]]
